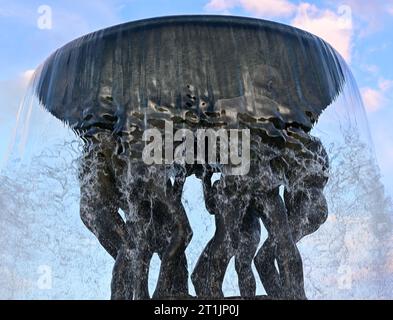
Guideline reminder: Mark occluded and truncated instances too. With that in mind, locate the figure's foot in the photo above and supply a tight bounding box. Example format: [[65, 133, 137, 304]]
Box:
[[278, 290, 307, 300], [152, 292, 194, 300]]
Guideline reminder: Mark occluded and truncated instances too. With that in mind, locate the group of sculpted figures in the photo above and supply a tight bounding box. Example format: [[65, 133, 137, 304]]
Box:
[[32, 15, 344, 300], [78, 126, 329, 300]]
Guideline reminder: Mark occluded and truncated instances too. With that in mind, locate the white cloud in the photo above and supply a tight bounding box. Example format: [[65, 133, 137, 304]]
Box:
[[205, 1, 354, 62], [361, 88, 386, 113], [205, 0, 297, 17], [361, 79, 393, 113], [343, 0, 393, 36], [291, 3, 353, 62], [239, 0, 296, 17], [205, 0, 235, 11]]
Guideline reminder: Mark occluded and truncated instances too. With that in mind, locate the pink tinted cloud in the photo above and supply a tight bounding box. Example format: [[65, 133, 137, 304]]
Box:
[[291, 3, 353, 62], [343, 0, 393, 36], [238, 0, 296, 17], [204, 0, 236, 11], [206, 1, 354, 62], [361, 88, 386, 113], [361, 79, 393, 113], [205, 0, 296, 17]]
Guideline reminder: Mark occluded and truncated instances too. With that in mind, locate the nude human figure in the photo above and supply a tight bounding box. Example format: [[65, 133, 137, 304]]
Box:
[[191, 168, 261, 298], [79, 134, 192, 300], [254, 135, 329, 299], [125, 169, 192, 300]]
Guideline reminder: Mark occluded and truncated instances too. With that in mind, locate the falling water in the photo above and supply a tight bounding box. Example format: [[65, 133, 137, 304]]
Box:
[[1, 15, 392, 299]]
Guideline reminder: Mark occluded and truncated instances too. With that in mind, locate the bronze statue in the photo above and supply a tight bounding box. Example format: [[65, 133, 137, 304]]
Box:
[[33, 15, 346, 299], [192, 168, 261, 298]]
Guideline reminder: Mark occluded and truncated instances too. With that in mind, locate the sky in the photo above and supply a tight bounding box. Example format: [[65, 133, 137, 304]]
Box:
[[0, 0, 393, 196]]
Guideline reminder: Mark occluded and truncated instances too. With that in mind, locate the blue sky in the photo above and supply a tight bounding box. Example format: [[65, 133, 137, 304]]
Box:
[[1, 0, 393, 195]]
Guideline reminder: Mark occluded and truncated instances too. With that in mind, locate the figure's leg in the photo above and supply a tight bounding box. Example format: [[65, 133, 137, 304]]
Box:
[[235, 259, 256, 298], [156, 249, 190, 298], [80, 192, 127, 259], [131, 242, 152, 300], [172, 252, 190, 297], [148, 197, 191, 298], [253, 193, 281, 297], [192, 235, 232, 299], [111, 245, 134, 300], [193, 186, 249, 299], [134, 248, 153, 300], [257, 189, 306, 300], [254, 237, 281, 298], [153, 202, 193, 299], [126, 201, 156, 300], [191, 168, 230, 298], [191, 238, 215, 298], [235, 254, 257, 297], [79, 149, 132, 300], [79, 152, 128, 260], [192, 210, 239, 299], [235, 213, 261, 298]]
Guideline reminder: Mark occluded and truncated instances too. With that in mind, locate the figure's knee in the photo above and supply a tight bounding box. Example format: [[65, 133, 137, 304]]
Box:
[[191, 256, 205, 282], [235, 259, 253, 278], [254, 247, 266, 267], [236, 236, 259, 267], [275, 234, 297, 255], [190, 269, 200, 287], [80, 200, 112, 233], [256, 237, 275, 260], [309, 190, 328, 226], [191, 251, 210, 286], [79, 182, 117, 234], [184, 223, 193, 245], [175, 210, 193, 246], [80, 205, 99, 234], [191, 266, 208, 296]]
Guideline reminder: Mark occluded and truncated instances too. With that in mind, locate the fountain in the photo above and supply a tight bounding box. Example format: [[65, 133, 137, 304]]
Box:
[[2, 15, 391, 300]]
